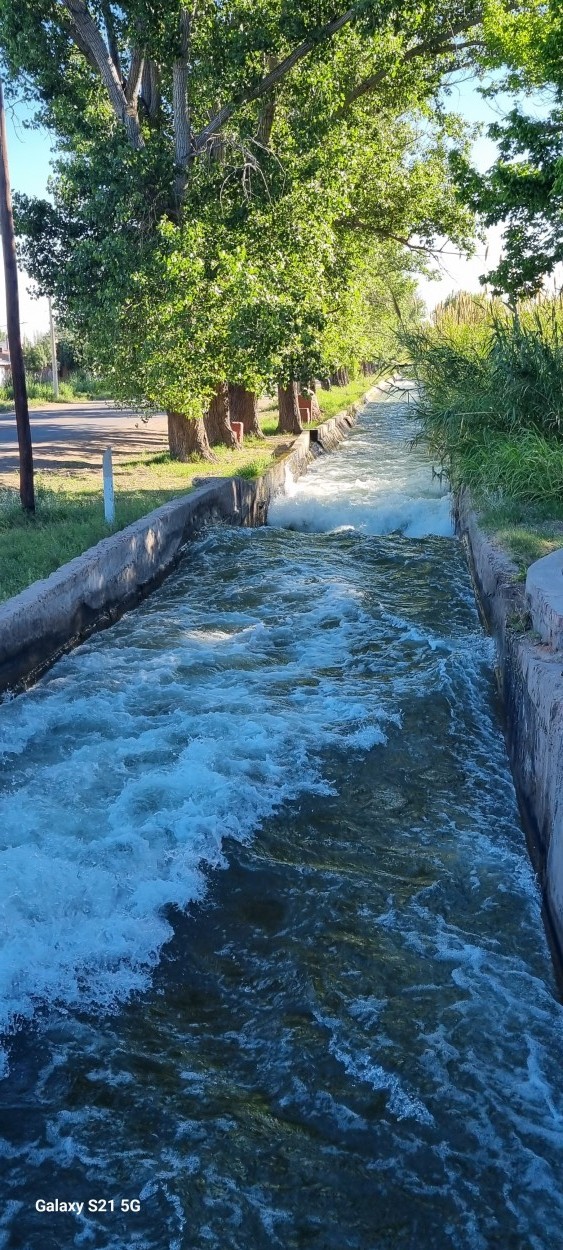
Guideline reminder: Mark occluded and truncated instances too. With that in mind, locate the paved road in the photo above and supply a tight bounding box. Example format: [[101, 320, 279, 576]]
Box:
[[0, 402, 169, 474]]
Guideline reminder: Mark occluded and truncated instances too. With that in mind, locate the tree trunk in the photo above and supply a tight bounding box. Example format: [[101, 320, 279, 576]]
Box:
[[204, 381, 238, 448], [228, 384, 264, 437], [167, 410, 215, 460], [277, 381, 303, 435], [140, 60, 161, 121], [330, 367, 349, 387], [172, 8, 191, 202], [305, 381, 322, 421]]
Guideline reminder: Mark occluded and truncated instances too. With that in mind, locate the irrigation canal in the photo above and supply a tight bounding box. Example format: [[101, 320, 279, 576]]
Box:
[[0, 392, 562, 1249]]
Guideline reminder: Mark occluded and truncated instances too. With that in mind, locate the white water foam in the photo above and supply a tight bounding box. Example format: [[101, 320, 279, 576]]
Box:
[[0, 548, 392, 1068], [0, 394, 511, 1079], [268, 406, 453, 538]]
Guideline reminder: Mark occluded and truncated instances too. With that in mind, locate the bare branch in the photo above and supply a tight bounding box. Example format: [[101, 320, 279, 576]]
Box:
[[126, 49, 145, 105], [63, 19, 99, 73], [192, 8, 485, 154], [59, 0, 144, 149], [256, 55, 278, 147], [337, 218, 462, 256], [343, 45, 483, 110], [100, 1, 121, 80], [173, 8, 192, 175], [193, 7, 356, 154]]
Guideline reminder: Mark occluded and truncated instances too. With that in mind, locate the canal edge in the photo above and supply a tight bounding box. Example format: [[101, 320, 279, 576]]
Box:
[[455, 486, 563, 985]]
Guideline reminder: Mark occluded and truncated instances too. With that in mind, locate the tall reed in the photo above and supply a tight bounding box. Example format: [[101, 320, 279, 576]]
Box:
[[402, 293, 563, 502]]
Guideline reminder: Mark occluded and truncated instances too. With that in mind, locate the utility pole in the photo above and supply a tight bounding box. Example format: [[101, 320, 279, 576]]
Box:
[[0, 78, 34, 512], [48, 296, 59, 399]]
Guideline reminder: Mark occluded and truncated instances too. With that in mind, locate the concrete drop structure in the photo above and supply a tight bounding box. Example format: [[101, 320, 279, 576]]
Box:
[[0, 411, 356, 695]]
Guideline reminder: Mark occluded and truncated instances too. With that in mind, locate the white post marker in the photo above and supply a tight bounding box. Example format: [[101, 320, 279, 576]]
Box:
[[103, 448, 115, 524], [48, 297, 59, 399]]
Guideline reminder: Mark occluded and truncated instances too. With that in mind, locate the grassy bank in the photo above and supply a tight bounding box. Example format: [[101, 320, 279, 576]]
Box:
[[403, 294, 563, 577], [0, 380, 372, 603], [317, 375, 378, 419], [0, 440, 274, 603]]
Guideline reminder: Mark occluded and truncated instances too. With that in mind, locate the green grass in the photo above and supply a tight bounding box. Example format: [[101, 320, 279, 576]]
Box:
[[0, 377, 113, 411], [0, 443, 278, 602], [258, 398, 279, 435], [317, 376, 376, 420], [0, 480, 183, 600], [457, 432, 563, 505], [449, 432, 563, 578], [258, 377, 376, 432], [474, 495, 563, 578]]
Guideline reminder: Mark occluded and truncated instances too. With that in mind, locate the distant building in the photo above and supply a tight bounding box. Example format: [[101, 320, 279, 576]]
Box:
[[0, 339, 10, 384]]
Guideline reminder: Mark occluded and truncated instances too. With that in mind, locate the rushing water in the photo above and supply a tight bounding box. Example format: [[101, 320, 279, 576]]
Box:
[[0, 393, 562, 1250]]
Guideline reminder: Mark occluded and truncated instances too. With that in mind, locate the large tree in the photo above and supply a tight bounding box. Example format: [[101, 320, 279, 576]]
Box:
[[0, 0, 514, 451], [450, 0, 563, 298]]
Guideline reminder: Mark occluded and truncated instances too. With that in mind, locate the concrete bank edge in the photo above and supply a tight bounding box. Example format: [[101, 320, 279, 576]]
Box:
[[0, 399, 368, 696], [455, 486, 563, 968]]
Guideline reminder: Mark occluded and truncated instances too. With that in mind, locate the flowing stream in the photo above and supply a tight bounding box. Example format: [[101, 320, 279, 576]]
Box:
[[0, 392, 562, 1249]]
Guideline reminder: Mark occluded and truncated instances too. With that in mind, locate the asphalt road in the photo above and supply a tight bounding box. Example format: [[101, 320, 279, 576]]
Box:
[[0, 401, 169, 474]]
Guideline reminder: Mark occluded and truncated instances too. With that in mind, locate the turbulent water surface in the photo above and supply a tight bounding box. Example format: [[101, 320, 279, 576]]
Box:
[[0, 392, 562, 1250]]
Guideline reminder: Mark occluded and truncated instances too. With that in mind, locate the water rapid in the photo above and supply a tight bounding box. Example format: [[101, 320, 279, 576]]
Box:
[[0, 393, 562, 1249]]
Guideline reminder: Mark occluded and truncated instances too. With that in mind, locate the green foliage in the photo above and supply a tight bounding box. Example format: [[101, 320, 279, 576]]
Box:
[[403, 293, 563, 508], [451, 108, 563, 298], [460, 431, 563, 503], [57, 330, 85, 374], [4, 2, 504, 450], [451, 0, 563, 298], [3, 0, 487, 429], [14, 113, 458, 417], [22, 331, 51, 374]]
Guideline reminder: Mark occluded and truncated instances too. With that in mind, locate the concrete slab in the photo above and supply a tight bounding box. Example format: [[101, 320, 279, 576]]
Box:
[[526, 548, 563, 651]]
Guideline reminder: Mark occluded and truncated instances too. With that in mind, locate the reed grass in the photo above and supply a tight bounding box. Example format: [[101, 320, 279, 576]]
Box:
[[404, 292, 563, 493], [403, 293, 563, 571]]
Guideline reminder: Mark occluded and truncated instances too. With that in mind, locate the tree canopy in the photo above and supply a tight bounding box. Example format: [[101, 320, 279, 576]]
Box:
[[0, 0, 539, 449], [451, 0, 563, 298]]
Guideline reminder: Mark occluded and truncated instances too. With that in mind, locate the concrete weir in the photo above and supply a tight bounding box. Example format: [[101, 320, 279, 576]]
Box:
[[0, 408, 358, 697], [455, 488, 563, 968]]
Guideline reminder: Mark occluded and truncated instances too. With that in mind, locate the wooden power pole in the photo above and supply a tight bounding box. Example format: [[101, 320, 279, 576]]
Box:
[[0, 78, 34, 512]]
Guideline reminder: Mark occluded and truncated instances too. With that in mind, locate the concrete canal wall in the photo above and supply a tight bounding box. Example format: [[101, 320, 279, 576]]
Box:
[[456, 488, 563, 967], [0, 408, 359, 696]]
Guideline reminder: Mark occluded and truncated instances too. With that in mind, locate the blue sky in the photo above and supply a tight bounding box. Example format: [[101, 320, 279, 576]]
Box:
[[5, 98, 54, 198], [0, 75, 550, 335], [1, 99, 54, 337], [418, 71, 555, 310]]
